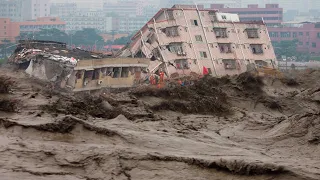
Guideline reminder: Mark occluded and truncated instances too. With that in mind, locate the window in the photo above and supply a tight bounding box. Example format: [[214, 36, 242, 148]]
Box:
[[312, 42, 316, 48], [255, 60, 268, 68], [175, 59, 189, 69], [318, 32, 320, 38], [167, 10, 174, 20], [293, 32, 297, 38], [213, 27, 227, 38], [200, 51, 208, 58], [165, 27, 179, 37], [168, 44, 185, 55], [280, 32, 291, 37], [269, 32, 278, 37], [195, 35, 203, 42], [218, 43, 232, 53], [299, 32, 303, 36], [121, 67, 129, 78], [246, 28, 259, 38], [299, 41, 303, 45], [190, 19, 198, 26], [250, 44, 263, 54], [306, 32, 309, 36], [306, 42, 309, 46], [112, 68, 120, 78], [222, 59, 236, 69]]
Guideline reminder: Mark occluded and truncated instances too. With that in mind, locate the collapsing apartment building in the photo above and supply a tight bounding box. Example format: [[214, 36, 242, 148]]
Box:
[[10, 40, 149, 91], [118, 5, 277, 78]]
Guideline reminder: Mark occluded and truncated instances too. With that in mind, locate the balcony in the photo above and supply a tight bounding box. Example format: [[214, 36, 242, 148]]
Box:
[[218, 43, 232, 53], [213, 27, 228, 38], [250, 44, 264, 54]]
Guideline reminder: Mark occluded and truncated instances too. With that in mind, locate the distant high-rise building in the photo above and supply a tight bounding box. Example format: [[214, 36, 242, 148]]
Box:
[[50, 3, 78, 17], [22, 0, 51, 20], [0, 0, 24, 21]]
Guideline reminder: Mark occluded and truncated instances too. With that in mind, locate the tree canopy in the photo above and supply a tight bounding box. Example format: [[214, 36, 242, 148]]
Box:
[[19, 28, 69, 44], [71, 28, 105, 46], [18, 28, 105, 47], [272, 40, 310, 62]]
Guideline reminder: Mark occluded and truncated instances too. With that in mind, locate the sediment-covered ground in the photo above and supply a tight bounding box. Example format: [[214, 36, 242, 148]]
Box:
[[0, 66, 319, 180]]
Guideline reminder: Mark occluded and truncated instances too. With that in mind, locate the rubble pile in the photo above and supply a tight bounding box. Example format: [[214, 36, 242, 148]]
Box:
[[131, 75, 230, 115], [0, 76, 14, 93], [42, 94, 121, 119]]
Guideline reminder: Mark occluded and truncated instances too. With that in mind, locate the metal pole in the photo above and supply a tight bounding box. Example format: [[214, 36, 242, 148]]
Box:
[[195, 3, 218, 77]]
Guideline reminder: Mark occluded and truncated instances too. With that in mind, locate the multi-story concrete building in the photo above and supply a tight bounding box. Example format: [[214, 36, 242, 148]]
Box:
[[119, 5, 277, 77], [50, 3, 78, 17], [211, 4, 283, 27], [0, 17, 66, 44], [116, 16, 150, 33], [268, 23, 320, 55], [61, 11, 112, 33], [0, 0, 23, 21], [22, 0, 51, 20]]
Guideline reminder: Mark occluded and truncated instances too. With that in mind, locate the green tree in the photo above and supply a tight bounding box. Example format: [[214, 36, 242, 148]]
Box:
[[272, 40, 310, 61], [18, 28, 69, 44], [72, 28, 105, 46]]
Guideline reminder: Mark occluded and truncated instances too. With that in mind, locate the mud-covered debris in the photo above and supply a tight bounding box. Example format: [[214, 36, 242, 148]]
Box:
[[236, 72, 264, 93], [0, 99, 19, 112], [281, 77, 299, 86], [0, 76, 14, 93], [257, 96, 283, 112], [42, 94, 121, 119], [131, 76, 230, 115]]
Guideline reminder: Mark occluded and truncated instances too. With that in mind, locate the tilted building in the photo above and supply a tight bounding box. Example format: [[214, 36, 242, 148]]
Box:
[[119, 5, 277, 78]]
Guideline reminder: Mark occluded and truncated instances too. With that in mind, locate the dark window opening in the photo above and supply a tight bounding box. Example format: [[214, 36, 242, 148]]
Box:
[[200, 51, 207, 58], [76, 71, 83, 79], [222, 59, 237, 69], [121, 67, 129, 78], [214, 28, 227, 38], [250, 44, 263, 54], [255, 60, 268, 68], [92, 69, 100, 80], [246, 29, 259, 38], [175, 59, 189, 69], [218, 43, 232, 53], [112, 67, 120, 78], [191, 19, 198, 26]]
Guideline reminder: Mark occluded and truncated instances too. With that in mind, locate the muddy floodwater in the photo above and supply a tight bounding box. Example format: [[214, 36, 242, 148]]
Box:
[[0, 67, 319, 180]]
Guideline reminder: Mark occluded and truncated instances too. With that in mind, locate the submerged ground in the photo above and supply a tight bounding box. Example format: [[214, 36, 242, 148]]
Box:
[[0, 66, 319, 180]]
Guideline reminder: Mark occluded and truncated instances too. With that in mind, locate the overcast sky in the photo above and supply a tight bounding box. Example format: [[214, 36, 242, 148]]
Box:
[[50, 0, 320, 12]]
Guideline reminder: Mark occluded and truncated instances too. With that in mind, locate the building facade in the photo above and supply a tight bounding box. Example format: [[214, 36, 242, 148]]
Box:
[[22, 0, 51, 20], [50, 3, 78, 17], [0, 0, 23, 21], [0, 17, 66, 44], [119, 5, 277, 78], [268, 23, 320, 54], [61, 11, 112, 33], [211, 4, 283, 27]]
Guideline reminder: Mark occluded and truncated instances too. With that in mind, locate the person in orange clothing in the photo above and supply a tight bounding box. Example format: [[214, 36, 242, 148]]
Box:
[[150, 75, 155, 85]]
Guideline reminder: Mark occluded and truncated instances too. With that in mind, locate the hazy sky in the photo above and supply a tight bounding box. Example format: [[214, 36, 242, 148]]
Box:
[[50, 0, 320, 12]]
